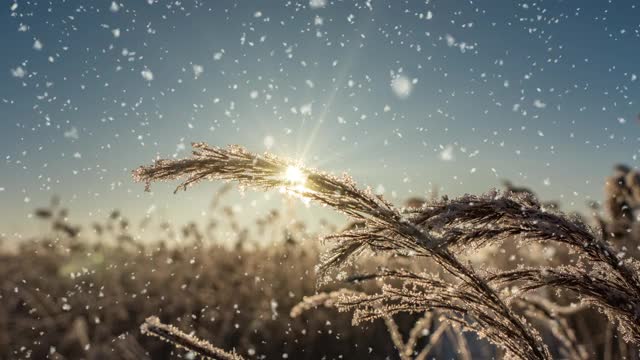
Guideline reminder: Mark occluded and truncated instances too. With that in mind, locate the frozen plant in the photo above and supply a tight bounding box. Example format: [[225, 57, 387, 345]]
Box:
[[134, 143, 640, 360]]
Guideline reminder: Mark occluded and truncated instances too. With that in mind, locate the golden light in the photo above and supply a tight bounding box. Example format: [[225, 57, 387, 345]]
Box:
[[284, 165, 307, 186], [280, 165, 310, 204]]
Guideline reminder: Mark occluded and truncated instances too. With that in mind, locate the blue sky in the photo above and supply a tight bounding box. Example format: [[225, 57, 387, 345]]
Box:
[[1, 0, 639, 238]]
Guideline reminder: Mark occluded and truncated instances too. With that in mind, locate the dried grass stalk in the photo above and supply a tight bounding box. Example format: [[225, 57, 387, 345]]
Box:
[[516, 296, 588, 360], [140, 316, 244, 360], [291, 290, 449, 360], [134, 143, 550, 359], [490, 266, 640, 344]]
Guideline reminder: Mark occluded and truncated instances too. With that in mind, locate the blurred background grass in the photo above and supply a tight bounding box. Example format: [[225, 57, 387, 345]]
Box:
[[1, 175, 636, 359]]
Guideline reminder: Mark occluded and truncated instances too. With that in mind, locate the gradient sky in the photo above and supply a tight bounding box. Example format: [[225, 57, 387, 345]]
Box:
[[1, 0, 640, 239]]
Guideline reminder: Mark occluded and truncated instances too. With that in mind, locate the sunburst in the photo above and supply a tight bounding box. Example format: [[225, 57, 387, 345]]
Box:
[[280, 165, 311, 203]]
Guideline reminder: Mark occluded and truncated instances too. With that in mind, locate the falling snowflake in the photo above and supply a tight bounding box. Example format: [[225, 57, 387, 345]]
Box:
[[533, 99, 546, 109], [64, 127, 79, 140], [309, 0, 327, 9], [300, 103, 312, 116], [192, 64, 204, 79], [263, 135, 275, 149], [391, 75, 413, 99], [11, 67, 26, 78], [445, 34, 456, 47], [141, 69, 154, 81], [439, 145, 454, 161]]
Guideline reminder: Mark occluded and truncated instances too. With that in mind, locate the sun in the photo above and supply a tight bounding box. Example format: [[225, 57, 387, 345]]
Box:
[[280, 165, 311, 203], [284, 165, 307, 186]]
